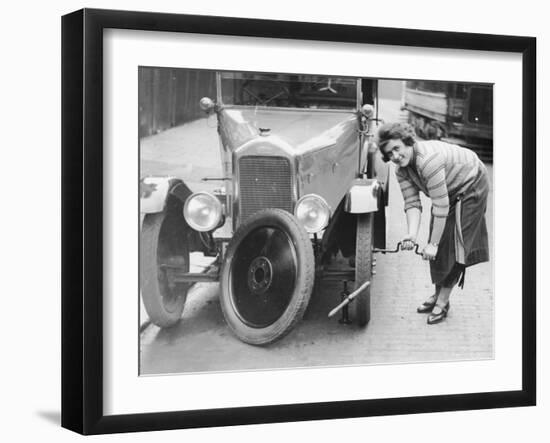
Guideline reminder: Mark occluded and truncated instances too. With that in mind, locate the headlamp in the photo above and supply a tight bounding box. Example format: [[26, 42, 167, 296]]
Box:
[[294, 194, 330, 233], [183, 192, 223, 232]]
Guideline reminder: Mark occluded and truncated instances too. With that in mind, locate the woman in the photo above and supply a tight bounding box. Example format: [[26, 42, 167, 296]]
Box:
[[376, 122, 490, 324]]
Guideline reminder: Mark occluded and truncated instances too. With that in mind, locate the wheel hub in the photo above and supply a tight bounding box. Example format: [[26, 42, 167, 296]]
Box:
[[229, 225, 298, 328], [247, 256, 273, 294]]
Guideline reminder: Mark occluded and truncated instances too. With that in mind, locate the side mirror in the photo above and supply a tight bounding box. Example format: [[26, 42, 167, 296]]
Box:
[[199, 97, 216, 114]]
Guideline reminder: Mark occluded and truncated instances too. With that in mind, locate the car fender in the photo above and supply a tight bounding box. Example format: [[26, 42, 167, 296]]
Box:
[[140, 177, 193, 213], [344, 178, 381, 214], [371, 151, 390, 206], [140, 177, 212, 254]]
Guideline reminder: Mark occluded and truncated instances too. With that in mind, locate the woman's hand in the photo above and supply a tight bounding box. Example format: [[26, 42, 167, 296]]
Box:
[[401, 234, 416, 250], [422, 243, 438, 261]]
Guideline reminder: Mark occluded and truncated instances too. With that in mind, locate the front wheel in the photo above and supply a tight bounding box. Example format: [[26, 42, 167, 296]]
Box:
[[220, 209, 314, 345], [140, 211, 191, 328], [352, 213, 374, 327]]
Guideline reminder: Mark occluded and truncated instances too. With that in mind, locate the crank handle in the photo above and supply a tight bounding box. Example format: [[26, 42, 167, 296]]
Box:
[[373, 242, 422, 255]]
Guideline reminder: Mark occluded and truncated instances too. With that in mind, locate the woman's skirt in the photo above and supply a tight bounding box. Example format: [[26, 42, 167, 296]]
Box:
[[430, 163, 490, 286]]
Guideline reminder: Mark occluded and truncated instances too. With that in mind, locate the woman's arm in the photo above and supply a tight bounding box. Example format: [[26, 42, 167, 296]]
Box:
[[420, 152, 449, 259], [396, 170, 422, 250], [422, 216, 446, 260], [402, 207, 421, 249], [429, 216, 446, 245]]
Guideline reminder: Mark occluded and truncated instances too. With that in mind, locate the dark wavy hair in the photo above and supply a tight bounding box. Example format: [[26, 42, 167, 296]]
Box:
[[376, 122, 417, 162]]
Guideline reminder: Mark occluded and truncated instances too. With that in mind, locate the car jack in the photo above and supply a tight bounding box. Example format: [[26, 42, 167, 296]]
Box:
[[338, 281, 351, 324]]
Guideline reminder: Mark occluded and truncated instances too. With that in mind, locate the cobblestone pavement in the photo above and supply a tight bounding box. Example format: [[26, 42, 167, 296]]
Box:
[[139, 102, 494, 375]]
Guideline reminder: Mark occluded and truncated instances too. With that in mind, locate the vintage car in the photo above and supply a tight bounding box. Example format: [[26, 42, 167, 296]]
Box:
[[140, 72, 390, 345]]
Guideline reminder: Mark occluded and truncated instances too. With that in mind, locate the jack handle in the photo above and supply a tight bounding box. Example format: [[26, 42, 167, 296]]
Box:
[[373, 242, 422, 256]]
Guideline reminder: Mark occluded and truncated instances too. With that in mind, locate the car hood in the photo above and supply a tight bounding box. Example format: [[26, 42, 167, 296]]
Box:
[[220, 108, 356, 153]]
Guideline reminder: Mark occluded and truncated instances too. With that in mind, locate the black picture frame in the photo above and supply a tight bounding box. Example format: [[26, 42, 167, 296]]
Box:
[[61, 8, 536, 435]]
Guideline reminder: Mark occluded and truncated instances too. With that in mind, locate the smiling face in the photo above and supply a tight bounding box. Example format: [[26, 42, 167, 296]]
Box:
[[381, 139, 413, 167]]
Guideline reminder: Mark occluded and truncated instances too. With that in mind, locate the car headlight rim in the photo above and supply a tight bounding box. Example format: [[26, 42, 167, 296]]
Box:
[[183, 191, 223, 232], [294, 194, 331, 233]]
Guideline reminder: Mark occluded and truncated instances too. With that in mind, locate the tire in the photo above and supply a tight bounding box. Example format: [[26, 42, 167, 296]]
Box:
[[352, 213, 374, 327], [220, 209, 314, 345], [140, 211, 190, 328]]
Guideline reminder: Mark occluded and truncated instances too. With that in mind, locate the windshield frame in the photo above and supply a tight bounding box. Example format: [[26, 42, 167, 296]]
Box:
[[215, 72, 363, 114]]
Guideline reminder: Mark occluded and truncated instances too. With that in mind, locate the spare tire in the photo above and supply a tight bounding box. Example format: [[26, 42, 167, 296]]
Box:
[[220, 209, 314, 345]]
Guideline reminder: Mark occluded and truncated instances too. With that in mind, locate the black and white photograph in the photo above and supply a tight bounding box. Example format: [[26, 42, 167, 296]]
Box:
[[2, 0, 546, 441], [138, 68, 494, 375]]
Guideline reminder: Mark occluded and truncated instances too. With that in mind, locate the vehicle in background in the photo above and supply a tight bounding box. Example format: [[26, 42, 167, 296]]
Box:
[[403, 80, 493, 162]]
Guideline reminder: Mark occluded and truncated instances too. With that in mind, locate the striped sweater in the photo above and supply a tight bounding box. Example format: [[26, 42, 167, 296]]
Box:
[[396, 140, 483, 218]]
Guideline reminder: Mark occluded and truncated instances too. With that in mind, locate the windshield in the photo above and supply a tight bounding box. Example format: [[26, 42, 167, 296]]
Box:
[[220, 72, 358, 110]]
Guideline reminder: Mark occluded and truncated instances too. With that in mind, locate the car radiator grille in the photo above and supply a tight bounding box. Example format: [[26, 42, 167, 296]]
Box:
[[238, 156, 293, 223]]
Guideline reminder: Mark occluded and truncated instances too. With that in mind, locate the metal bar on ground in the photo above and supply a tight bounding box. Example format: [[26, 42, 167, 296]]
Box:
[[328, 280, 371, 318]]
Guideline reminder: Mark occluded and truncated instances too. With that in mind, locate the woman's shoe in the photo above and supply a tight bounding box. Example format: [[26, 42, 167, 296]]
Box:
[[417, 294, 438, 313], [427, 302, 450, 324]]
